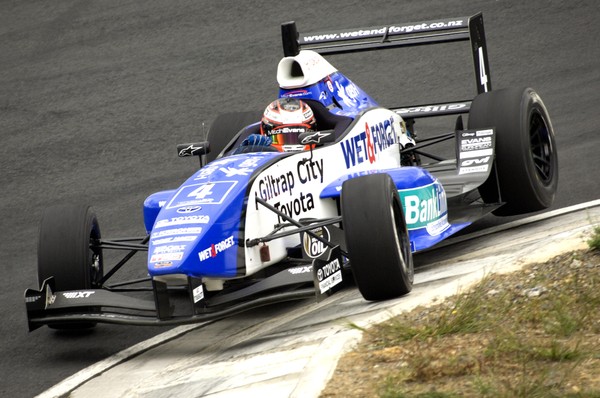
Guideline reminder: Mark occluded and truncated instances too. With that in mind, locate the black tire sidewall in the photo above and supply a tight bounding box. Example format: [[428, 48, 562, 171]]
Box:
[[468, 87, 558, 215], [341, 174, 413, 300], [37, 204, 102, 291]]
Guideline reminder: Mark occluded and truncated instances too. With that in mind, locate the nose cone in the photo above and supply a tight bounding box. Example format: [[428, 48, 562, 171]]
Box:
[[147, 152, 281, 278]]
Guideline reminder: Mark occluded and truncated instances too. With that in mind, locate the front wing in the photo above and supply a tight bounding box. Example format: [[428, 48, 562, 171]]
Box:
[[25, 227, 347, 331]]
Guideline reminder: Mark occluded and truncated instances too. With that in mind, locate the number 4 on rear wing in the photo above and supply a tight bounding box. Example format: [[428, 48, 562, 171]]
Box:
[[281, 13, 491, 97]]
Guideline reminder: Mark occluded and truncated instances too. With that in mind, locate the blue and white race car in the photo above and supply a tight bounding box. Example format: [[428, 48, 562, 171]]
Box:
[[25, 13, 557, 330]]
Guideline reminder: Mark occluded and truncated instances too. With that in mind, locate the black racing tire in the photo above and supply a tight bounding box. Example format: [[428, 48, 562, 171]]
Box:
[[341, 173, 414, 301], [468, 87, 558, 216], [38, 204, 104, 330], [205, 111, 262, 163]]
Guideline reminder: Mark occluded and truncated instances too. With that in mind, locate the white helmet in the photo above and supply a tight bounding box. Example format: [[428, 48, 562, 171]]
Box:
[[260, 98, 316, 151]]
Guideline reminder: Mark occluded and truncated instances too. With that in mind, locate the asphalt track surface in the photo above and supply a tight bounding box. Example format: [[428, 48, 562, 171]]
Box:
[[0, 1, 598, 397]]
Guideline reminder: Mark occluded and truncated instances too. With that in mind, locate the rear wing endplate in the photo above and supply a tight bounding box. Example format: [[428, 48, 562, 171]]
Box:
[[282, 13, 491, 97]]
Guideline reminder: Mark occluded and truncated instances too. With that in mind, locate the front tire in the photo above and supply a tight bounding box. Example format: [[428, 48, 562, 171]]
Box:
[[38, 204, 104, 329], [468, 87, 558, 216], [341, 174, 413, 300]]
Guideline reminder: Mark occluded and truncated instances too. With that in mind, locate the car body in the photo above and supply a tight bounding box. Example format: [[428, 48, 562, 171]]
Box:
[[25, 13, 557, 330]]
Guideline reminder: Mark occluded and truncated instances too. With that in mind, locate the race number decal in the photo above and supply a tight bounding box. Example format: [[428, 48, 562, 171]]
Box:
[[478, 47, 489, 93], [166, 181, 238, 208]]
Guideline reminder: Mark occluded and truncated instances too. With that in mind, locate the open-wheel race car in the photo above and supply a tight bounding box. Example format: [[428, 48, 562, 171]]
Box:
[[25, 13, 558, 331]]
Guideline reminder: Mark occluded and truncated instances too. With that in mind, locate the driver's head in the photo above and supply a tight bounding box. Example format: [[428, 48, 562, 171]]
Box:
[[260, 98, 316, 152]]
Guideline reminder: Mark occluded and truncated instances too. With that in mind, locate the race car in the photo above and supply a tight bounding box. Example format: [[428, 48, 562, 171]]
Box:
[[24, 13, 557, 331]]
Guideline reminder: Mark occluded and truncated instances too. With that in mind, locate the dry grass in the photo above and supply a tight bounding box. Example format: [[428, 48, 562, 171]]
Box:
[[321, 231, 600, 398]]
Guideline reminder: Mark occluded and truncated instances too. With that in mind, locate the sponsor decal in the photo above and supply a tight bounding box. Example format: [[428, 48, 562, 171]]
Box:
[[177, 205, 201, 214], [198, 235, 235, 261], [459, 165, 489, 175], [399, 182, 448, 232], [152, 227, 203, 238], [153, 261, 174, 269], [335, 80, 360, 107], [476, 129, 493, 137], [152, 236, 197, 245], [195, 165, 219, 180], [460, 149, 493, 159], [426, 215, 450, 236], [288, 265, 313, 274], [326, 79, 334, 92], [274, 126, 307, 134], [155, 215, 210, 228], [460, 156, 490, 167], [274, 192, 315, 222], [297, 158, 324, 184], [238, 157, 263, 168], [257, 171, 295, 200], [219, 167, 254, 177], [178, 144, 205, 157], [282, 89, 309, 98], [25, 295, 41, 303], [255, 158, 325, 222], [316, 258, 343, 294], [303, 226, 331, 259], [300, 130, 332, 145], [256, 158, 324, 201], [150, 252, 184, 262], [461, 136, 492, 152], [152, 245, 186, 255], [398, 103, 468, 115], [62, 291, 95, 299], [193, 285, 204, 303], [281, 144, 306, 152], [301, 19, 465, 43], [341, 118, 397, 169]]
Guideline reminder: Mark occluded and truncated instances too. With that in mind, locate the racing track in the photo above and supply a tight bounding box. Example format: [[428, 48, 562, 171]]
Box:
[[0, 1, 598, 397]]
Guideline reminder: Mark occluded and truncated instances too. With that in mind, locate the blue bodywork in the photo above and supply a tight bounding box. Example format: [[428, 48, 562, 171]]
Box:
[[145, 152, 281, 278], [279, 71, 378, 117], [320, 167, 470, 253], [143, 68, 471, 279]]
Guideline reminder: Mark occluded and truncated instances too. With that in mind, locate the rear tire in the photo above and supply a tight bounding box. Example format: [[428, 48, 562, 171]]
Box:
[[38, 204, 103, 329], [205, 111, 262, 163], [468, 87, 558, 216], [341, 174, 413, 300]]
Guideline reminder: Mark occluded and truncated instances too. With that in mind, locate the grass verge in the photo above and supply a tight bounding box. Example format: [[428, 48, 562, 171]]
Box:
[[321, 229, 600, 398]]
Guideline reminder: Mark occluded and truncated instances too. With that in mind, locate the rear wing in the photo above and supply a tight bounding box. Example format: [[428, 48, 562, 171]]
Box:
[[281, 13, 491, 119]]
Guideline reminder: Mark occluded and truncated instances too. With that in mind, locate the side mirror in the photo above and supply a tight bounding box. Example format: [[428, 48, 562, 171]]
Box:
[[177, 141, 210, 158], [298, 130, 335, 146]]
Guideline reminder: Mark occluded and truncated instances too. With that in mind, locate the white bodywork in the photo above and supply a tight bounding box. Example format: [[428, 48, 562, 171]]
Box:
[[277, 50, 338, 89], [244, 108, 406, 275]]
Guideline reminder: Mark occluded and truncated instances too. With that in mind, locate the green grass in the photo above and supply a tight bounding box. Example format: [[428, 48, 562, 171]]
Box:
[[589, 225, 600, 251], [340, 246, 600, 397], [323, 227, 600, 398]]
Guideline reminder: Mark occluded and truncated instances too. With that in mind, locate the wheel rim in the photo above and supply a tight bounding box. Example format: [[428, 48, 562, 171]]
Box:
[[529, 110, 555, 185], [89, 223, 103, 287], [390, 195, 414, 283]]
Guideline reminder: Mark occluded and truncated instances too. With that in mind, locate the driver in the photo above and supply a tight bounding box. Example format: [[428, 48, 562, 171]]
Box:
[[236, 98, 316, 153]]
